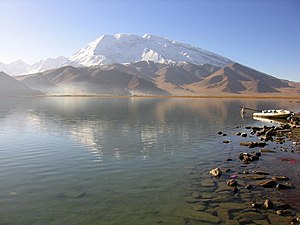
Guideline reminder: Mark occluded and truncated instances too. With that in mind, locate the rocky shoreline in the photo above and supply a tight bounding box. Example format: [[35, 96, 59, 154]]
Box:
[[185, 122, 300, 224]]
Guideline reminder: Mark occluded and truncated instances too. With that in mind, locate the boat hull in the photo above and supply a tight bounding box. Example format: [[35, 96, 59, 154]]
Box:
[[253, 110, 292, 119]]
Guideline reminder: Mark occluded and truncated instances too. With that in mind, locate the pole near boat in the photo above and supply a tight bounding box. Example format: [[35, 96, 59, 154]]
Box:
[[240, 106, 261, 114]]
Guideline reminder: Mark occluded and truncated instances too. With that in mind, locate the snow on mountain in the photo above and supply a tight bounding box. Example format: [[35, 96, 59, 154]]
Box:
[[69, 33, 234, 67], [0, 60, 28, 75], [26, 56, 81, 74], [1, 33, 234, 76]]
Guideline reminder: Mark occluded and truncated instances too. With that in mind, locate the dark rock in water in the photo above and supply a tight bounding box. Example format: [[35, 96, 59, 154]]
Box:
[[245, 126, 252, 129], [236, 132, 242, 136], [227, 179, 238, 187], [276, 183, 295, 190], [240, 175, 266, 180], [276, 204, 291, 210], [245, 184, 252, 190], [240, 142, 266, 148], [241, 133, 247, 137], [272, 176, 289, 181], [252, 126, 263, 131], [259, 180, 277, 188], [238, 152, 260, 163], [222, 168, 231, 173], [260, 149, 276, 153], [218, 131, 223, 135], [252, 202, 262, 208], [255, 152, 262, 157], [264, 199, 274, 209], [209, 168, 222, 177], [223, 140, 230, 143], [226, 158, 233, 161], [232, 187, 238, 194], [249, 155, 259, 161], [252, 170, 270, 175], [222, 133, 227, 136]]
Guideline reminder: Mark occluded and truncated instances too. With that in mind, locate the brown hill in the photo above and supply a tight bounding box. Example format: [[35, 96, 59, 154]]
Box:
[[14, 62, 300, 96], [0, 71, 42, 96], [187, 63, 293, 94], [16, 65, 169, 96]]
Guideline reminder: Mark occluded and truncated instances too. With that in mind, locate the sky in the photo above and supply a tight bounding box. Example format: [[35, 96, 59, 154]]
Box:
[[0, 0, 299, 81]]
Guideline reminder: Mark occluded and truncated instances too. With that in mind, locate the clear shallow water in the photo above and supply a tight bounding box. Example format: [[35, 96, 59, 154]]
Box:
[[0, 97, 299, 225]]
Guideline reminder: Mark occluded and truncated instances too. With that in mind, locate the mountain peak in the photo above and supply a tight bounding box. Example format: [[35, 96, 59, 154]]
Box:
[[69, 33, 234, 67]]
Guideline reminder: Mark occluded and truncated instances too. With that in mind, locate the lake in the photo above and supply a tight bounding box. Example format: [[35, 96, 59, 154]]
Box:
[[0, 97, 299, 225]]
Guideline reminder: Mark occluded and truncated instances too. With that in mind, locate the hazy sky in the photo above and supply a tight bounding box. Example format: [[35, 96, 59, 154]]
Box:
[[0, 0, 299, 81]]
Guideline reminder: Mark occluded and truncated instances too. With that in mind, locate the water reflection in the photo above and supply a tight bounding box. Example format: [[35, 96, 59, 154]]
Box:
[[1, 97, 300, 225], [0, 97, 299, 162]]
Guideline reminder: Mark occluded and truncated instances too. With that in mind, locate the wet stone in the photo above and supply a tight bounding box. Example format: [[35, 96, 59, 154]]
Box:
[[219, 202, 246, 210], [225, 220, 239, 225], [216, 207, 229, 221], [259, 180, 277, 188], [252, 170, 270, 175], [276, 203, 291, 210], [264, 199, 273, 209], [209, 168, 222, 177], [188, 211, 221, 223], [260, 149, 276, 153], [251, 202, 262, 209], [192, 203, 206, 211], [276, 183, 295, 189], [227, 179, 238, 187], [272, 176, 289, 181], [252, 220, 269, 225], [240, 175, 266, 180], [268, 214, 294, 224], [237, 212, 266, 222]]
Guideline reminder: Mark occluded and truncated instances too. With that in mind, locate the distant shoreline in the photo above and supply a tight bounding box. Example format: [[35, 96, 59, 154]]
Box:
[[1, 94, 300, 99]]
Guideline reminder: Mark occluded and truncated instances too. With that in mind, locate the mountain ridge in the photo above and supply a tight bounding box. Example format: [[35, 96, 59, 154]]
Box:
[[12, 61, 300, 96], [1, 33, 234, 76]]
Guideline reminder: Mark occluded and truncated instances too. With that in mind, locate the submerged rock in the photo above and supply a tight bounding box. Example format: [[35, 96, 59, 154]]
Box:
[[276, 183, 295, 190], [240, 142, 266, 148], [258, 180, 277, 188], [252, 170, 270, 175], [59, 190, 86, 199], [272, 176, 289, 181]]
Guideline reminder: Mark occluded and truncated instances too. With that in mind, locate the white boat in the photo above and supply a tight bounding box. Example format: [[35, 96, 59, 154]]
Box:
[[253, 109, 292, 119]]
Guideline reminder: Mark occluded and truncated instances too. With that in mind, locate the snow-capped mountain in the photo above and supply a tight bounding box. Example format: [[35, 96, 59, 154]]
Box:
[[69, 33, 234, 67], [0, 60, 29, 76], [1, 34, 234, 76], [0, 57, 79, 76], [27, 56, 80, 74]]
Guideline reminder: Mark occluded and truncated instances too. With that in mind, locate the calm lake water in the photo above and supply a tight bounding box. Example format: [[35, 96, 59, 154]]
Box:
[[0, 97, 299, 225]]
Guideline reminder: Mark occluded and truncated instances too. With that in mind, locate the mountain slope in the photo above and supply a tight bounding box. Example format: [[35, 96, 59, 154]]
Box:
[[187, 63, 292, 94], [69, 33, 234, 67], [16, 65, 169, 96], [16, 61, 299, 96], [0, 72, 43, 96]]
